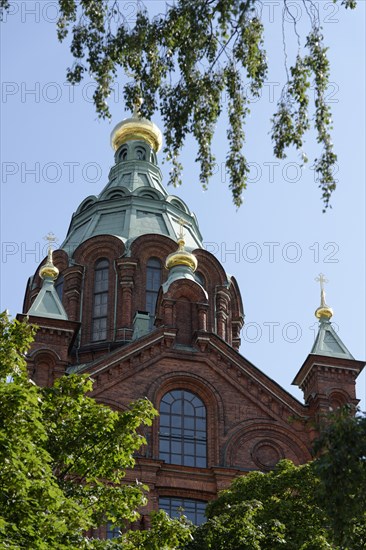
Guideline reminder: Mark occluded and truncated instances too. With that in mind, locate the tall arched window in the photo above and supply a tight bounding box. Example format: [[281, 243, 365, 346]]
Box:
[[159, 390, 207, 467], [146, 258, 162, 329], [92, 259, 109, 341]]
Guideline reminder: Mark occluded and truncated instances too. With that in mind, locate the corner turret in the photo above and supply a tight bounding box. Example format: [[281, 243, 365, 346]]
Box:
[[293, 274, 364, 413], [27, 233, 67, 321]]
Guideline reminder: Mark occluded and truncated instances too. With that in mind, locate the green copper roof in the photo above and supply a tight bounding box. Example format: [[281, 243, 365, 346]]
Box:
[[27, 278, 68, 320], [61, 139, 203, 256], [310, 318, 354, 360], [162, 265, 208, 296]]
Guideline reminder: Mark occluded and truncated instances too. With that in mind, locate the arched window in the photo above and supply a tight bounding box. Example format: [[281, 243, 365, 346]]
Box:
[[159, 390, 207, 467], [159, 497, 206, 525], [136, 147, 146, 160], [55, 274, 64, 300], [109, 191, 125, 200], [80, 199, 94, 212], [92, 259, 109, 341], [119, 147, 128, 161], [146, 258, 162, 329]]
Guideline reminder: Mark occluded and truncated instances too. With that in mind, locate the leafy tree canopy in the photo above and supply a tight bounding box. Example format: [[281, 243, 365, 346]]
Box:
[[0, 0, 357, 209], [313, 407, 366, 549], [1, 312, 366, 549], [186, 410, 366, 550], [0, 312, 80, 549], [1, 312, 190, 549], [187, 459, 331, 550]]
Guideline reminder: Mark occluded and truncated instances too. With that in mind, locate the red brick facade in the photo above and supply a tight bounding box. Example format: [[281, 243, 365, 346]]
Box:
[[19, 229, 364, 523], [18, 126, 364, 529]]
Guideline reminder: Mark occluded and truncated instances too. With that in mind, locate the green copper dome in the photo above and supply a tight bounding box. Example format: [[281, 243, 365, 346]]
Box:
[[61, 136, 202, 256]]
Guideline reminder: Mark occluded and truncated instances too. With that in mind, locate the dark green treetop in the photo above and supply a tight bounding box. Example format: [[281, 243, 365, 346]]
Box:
[[313, 406, 366, 549], [186, 459, 331, 549], [0, 311, 162, 548]]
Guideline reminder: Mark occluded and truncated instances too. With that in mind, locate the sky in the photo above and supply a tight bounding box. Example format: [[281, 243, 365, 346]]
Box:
[[1, 1, 365, 410]]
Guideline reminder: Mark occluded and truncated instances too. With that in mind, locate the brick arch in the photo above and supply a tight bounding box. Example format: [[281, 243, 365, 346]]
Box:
[[72, 234, 125, 265], [163, 278, 208, 304], [28, 348, 60, 387], [157, 279, 209, 343], [193, 249, 235, 337], [72, 235, 125, 346], [52, 249, 70, 272], [328, 389, 351, 409], [193, 248, 228, 287], [130, 234, 176, 261], [30, 348, 62, 363], [228, 275, 245, 349], [228, 275, 244, 320], [223, 421, 311, 469], [129, 234, 176, 313], [147, 372, 224, 466]]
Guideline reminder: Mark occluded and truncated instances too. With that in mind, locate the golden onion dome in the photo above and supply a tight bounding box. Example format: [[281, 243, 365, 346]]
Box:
[[110, 98, 162, 153], [315, 304, 333, 320], [165, 237, 198, 272], [39, 247, 59, 281]]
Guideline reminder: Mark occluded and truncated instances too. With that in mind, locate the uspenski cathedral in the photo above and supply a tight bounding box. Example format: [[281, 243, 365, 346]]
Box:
[[18, 102, 364, 537]]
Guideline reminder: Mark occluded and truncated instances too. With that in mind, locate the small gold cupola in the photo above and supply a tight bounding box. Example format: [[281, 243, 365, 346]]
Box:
[[165, 219, 198, 272], [27, 232, 68, 321], [39, 232, 59, 281], [314, 273, 333, 320], [110, 98, 163, 153]]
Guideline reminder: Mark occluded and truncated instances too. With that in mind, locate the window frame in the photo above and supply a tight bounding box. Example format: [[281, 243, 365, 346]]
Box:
[[135, 146, 146, 160], [91, 259, 109, 342], [119, 146, 128, 161], [106, 522, 121, 539], [159, 496, 207, 525], [145, 257, 162, 329], [159, 389, 207, 468]]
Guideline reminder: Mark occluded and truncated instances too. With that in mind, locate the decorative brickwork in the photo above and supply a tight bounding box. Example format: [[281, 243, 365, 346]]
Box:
[[18, 131, 364, 530]]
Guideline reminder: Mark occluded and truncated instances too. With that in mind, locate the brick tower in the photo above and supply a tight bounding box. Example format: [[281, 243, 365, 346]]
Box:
[[18, 105, 364, 534]]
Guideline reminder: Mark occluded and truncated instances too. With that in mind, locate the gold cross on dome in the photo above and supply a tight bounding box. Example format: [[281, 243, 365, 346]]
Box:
[[133, 97, 143, 118], [315, 273, 328, 292], [315, 273, 329, 308], [43, 232, 58, 254], [178, 218, 186, 240], [44, 231, 57, 243]]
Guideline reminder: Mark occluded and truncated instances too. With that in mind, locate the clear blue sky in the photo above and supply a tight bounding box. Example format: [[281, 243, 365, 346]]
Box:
[[1, 1, 365, 409]]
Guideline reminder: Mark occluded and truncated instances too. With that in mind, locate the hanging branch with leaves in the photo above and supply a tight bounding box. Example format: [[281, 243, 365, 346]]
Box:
[[0, 0, 357, 209]]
